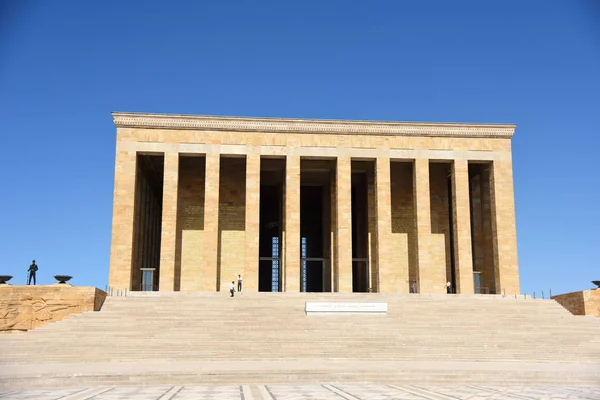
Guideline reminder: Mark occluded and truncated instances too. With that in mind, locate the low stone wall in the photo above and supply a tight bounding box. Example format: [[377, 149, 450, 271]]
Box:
[[552, 288, 600, 317], [0, 285, 107, 331]]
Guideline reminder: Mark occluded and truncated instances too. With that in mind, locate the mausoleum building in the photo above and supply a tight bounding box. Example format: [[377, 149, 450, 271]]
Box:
[[108, 112, 519, 294]]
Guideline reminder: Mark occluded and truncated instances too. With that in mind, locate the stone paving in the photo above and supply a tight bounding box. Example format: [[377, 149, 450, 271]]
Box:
[[1, 384, 599, 400]]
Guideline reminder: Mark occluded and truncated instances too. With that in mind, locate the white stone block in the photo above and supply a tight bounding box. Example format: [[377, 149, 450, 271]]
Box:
[[305, 301, 387, 315]]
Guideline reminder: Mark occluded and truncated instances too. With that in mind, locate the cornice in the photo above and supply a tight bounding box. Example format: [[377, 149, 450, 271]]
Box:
[[112, 112, 515, 138]]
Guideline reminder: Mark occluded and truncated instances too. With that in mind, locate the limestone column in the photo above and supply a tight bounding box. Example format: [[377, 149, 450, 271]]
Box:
[[451, 160, 474, 293], [202, 153, 220, 291], [284, 155, 300, 292], [414, 158, 445, 294], [159, 152, 179, 291], [108, 149, 137, 291], [329, 169, 337, 291], [366, 166, 378, 292], [244, 153, 261, 292], [490, 158, 520, 294], [130, 168, 142, 291], [375, 157, 396, 292], [336, 157, 353, 292]]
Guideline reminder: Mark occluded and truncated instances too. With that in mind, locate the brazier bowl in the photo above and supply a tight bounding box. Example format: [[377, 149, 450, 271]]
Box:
[[0, 275, 12, 284], [54, 275, 72, 284]]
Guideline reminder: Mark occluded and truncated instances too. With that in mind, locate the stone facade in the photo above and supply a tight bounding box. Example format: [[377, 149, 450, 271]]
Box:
[[0, 286, 106, 331], [552, 289, 600, 317], [108, 113, 520, 294]]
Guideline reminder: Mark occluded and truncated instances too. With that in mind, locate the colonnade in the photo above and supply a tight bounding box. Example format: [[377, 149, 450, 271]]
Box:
[[137, 152, 518, 294]]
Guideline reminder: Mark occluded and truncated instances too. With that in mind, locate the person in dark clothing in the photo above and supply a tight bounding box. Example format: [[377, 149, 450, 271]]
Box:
[[28, 260, 38, 285]]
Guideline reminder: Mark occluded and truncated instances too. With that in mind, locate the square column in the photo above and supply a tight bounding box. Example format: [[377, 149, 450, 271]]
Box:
[[366, 165, 378, 292], [414, 159, 446, 294], [108, 149, 137, 291], [159, 152, 179, 291], [414, 158, 431, 293], [490, 159, 520, 294], [336, 157, 353, 292], [202, 153, 220, 291], [375, 158, 397, 292], [329, 168, 337, 291], [244, 153, 261, 292], [452, 160, 474, 293], [284, 155, 300, 292]]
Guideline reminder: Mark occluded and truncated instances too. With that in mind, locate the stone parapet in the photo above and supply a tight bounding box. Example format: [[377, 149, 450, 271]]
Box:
[[552, 288, 600, 317], [0, 286, 106, 331]]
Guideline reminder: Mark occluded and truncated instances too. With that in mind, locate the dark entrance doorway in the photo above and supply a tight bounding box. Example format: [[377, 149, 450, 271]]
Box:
[[351, 168, 369, 292], [299, 160, 333, 292], [132, 154, 164, 291], [301, 186, 325, 292], [258, 159, 285, 292], [468, 163, 496, 294]]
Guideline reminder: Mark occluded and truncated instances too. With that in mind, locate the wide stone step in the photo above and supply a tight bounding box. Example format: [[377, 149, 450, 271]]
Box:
[[2, 359, 599, 389], [1, 294, 598, 389]]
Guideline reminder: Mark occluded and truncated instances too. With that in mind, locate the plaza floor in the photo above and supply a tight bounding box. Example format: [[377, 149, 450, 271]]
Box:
[[1, 384, 599, 400]]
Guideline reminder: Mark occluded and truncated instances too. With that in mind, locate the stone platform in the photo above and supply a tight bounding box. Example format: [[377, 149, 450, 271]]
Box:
[[552, 288, 600, 317], [2, 384, 600, 400], [0, 285, 106, 331]]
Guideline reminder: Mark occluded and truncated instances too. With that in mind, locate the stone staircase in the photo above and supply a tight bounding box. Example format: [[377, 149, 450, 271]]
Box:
[[1, 293, 599, 388]]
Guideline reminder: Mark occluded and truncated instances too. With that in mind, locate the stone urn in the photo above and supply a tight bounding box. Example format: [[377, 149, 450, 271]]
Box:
[[0, 275, 12, 284], [54, 275, 73, 284]]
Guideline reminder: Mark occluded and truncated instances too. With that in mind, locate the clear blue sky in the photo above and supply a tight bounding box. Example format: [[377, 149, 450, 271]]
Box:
[[1, 1, 598, 295]]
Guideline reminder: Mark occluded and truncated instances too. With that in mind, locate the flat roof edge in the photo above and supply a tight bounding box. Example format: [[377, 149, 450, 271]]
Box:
[[112, 112, 516, 138]]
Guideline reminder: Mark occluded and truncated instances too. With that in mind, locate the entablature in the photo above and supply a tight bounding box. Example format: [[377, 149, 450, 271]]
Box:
[[113, 112, 515, 139]]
